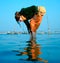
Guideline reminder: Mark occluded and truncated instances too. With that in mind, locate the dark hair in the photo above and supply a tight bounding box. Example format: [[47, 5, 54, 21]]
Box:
[[15, 12, 20, 21]]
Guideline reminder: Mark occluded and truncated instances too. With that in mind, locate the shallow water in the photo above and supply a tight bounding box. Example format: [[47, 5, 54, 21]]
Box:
[[0, 34, 60, 63]]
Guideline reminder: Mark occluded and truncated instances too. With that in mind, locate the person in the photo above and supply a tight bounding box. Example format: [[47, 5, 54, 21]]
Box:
[[15, 5, 46, 41]]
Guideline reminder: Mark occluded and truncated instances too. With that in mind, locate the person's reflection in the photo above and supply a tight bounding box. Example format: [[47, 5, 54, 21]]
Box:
[[14, 40, 48, 63], [23, 40, 41, 61]]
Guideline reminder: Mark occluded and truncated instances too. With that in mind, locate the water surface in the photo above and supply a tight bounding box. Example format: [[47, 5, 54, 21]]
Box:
[[0, 34, 60, 63]]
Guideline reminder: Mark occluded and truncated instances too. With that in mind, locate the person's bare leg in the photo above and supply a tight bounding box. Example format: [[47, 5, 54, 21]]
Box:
[[30, 19, 36, 41], [30, 15, 43, 42], [30, 32, 36, 41]]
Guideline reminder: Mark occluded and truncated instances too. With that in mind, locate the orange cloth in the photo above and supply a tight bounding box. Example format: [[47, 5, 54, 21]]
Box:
[[30, 15, 43, 32]]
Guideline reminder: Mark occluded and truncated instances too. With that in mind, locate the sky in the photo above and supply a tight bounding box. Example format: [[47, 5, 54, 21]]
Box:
[[0, 0, 60, 32]]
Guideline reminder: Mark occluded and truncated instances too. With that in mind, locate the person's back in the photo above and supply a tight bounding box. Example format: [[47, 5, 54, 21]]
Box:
[[19, 5, 38, 19]]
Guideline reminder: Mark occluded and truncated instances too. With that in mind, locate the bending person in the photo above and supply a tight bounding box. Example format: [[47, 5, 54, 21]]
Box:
[[15, 5, 46, 41]]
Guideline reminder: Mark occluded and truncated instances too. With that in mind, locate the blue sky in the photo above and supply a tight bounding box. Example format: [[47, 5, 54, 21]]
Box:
[[0, 0, 60, 32]]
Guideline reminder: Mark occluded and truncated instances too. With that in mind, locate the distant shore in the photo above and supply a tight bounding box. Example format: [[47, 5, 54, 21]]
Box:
[[0, 31, 60, 34]]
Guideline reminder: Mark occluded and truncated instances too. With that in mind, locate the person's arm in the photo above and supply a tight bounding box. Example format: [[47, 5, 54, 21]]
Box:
[[24, 20, 31, 33]]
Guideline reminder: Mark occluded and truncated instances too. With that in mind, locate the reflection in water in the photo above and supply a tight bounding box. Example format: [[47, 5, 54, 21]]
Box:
[[13, 40, 48, 63]]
